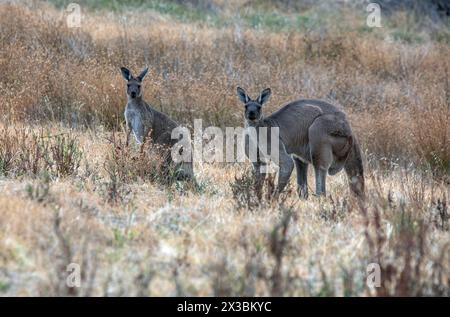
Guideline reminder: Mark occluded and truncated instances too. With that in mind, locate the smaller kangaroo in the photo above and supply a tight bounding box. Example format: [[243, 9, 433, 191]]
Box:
[[120, 66, 193, 180], [237, 87, 364, 199]]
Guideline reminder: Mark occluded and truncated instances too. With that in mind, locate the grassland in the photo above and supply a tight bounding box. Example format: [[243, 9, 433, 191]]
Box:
[[0, 0, 448, 296]]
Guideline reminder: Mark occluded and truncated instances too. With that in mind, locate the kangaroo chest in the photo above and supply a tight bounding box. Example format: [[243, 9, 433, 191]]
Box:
[[126, 104, 153, 128], [245, 124, 312, 165], [244, 124, 282, 164]]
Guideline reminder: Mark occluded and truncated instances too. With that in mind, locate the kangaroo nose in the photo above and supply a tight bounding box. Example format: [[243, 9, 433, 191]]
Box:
[[248, 112, 256, 120], [130, 92, 136, 98]]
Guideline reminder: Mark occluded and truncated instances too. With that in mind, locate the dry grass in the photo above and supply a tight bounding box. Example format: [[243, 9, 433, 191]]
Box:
[[0, 1, 448, 296], [0, 122, 448, 296], [1, 1, 449, 171]]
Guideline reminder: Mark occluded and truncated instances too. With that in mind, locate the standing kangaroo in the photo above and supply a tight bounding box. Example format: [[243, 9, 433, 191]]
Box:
[[120, 66, 193, 180], [237, 87, 364, 199]]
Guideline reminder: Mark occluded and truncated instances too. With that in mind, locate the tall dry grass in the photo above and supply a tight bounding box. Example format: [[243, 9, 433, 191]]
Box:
[[0, 1, 448, 172], [0, 123, 447, 295], [0, 1, 448, 296]]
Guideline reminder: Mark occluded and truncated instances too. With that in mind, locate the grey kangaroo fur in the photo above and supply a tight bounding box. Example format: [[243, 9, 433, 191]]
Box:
[[237, 87, 364, 199], [120, 66, 193, 180]]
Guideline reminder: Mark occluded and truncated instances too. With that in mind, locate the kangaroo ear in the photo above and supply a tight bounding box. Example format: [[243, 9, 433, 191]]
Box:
[[137, 67, 149, 81], [237, 86, 250, 104], [120, 67, 132, 81], [258, 88, 271, 105]]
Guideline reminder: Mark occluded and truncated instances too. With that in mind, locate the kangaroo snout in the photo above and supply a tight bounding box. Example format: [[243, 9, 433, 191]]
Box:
[[248, 111, 257, 120], [130, 91, 137, 98]]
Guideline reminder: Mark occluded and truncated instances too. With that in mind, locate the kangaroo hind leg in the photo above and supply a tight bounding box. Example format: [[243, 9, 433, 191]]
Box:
[[309, 138, 333, 196], [328, 135, 352, 175]]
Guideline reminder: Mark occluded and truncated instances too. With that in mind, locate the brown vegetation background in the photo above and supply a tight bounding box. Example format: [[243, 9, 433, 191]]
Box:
[[0, 0, 448, 296]]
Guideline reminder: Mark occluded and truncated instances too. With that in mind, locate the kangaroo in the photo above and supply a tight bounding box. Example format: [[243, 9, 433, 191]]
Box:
[[120, 66, 193, 180], [237, 87, 364, 199]]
